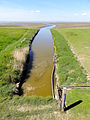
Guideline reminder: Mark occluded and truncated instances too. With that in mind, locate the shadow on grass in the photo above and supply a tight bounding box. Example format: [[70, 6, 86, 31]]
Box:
[[64, 100, 83, 111]]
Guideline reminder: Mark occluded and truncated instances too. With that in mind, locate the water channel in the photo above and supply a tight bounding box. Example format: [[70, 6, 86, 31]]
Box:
[[22, 25, 56, 97]]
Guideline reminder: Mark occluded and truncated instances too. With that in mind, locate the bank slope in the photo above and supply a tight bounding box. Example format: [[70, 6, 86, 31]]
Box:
[[0, 28, 38, 97], [58, 28, 90, 81], [51, 29, 87, 85]]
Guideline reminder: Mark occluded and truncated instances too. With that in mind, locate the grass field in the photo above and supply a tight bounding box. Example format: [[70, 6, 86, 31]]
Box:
[[58, 28, 90, 80], [66, 88, 90, 120], [0, 89, 90, 120], [51, 29, 87, 85], [0, 28, 38, 97], [0, 28, 37, 83], [51, 28, 90, 120]]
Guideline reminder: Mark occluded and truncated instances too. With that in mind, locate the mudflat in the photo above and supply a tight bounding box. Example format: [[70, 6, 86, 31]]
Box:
[[51, 22, 90, 28]]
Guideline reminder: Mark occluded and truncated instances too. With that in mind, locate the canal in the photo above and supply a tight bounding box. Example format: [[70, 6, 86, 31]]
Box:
[[22, 25, 55, 97]]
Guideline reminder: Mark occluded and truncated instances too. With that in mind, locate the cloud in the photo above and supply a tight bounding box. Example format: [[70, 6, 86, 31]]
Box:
[[31, 10, 40, 13], [82, 12, 87, 16], [74, 13, 79, 16], [74, 12, 88, 17]]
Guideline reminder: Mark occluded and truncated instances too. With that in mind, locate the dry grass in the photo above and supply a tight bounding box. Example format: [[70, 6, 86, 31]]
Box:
[[13, 47, 29, 71], [10, 104, 52, 112], [13, 47, 29, 62], [6, 102, 73, 120]]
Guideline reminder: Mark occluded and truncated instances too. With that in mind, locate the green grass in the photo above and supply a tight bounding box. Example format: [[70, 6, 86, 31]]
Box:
[[51, 29, 90, 120], [0, 89, 89, 120], [0, 28, 24, 52], [58, 28, 90, 78], [0, 28, 37, 84], [0, 28, 38, 98], [0, 95, 58, 120], [66, 88, 90, 120], [51, 29, 87, 85]]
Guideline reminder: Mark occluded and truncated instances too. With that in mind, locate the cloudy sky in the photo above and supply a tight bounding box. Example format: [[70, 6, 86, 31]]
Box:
[[0, 0, 90, 22]]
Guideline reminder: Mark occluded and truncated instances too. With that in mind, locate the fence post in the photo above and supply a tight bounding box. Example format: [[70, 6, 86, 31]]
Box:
[[61, 87, 67, 111], [52, 65, 55, 98]]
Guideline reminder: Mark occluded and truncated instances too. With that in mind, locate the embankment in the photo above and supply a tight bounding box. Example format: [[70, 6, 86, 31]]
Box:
[[0, 28, 39, 97], [51, 29, 87, 86], [13, 30, 40, 95]]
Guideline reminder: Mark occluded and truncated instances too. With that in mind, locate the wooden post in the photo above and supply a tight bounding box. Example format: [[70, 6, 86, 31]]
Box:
[[61, 87, 67, 111], [58, 87, 62, 111], [52, 65, 55, 98]]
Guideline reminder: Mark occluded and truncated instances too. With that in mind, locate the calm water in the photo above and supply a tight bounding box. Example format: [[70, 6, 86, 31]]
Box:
[[22, 25, 55, 96]]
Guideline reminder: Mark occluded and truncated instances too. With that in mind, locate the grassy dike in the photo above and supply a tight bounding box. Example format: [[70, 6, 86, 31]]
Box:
[[51, 29, 87, 85], [51, 29, 90, 120], [58, 28, 90, 81]]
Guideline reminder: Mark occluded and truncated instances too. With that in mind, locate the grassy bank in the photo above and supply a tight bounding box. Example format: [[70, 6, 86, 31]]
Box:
[[58, 28, 90, 79], [0, 95, 59, 120], [51, 29, 87, 85], [0, 28, 38, 96], [1, 89, 90, 120], [51, 29, 90, 120]]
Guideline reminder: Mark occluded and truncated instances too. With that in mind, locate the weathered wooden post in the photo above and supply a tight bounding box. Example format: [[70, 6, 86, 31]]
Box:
[[58, 86, 62, 111], [61, 87, 67, 111], [52, 65, 55, 98]]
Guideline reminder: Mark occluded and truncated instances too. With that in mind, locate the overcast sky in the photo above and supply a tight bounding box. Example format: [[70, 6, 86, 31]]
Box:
[[0, 0, 90, 22]]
